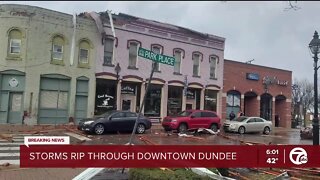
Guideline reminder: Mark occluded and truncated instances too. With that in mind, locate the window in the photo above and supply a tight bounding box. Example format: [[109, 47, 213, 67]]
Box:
[[226, 90, 241, 119], [79, 49, 89, 63], [255, 118, 264, 122], [192, 112, 201, 118], [126, 112, 137, 117], [193, 53, 200, 76], [167, 86, 183, 116], [78, 40, 90, 64], [40, 91, 68, 109], [151, 46, 161, 71], [247, 119, 255, 123], [174, 51, 181, 74], [10, 39, 21, 54], [112, 112, 126, 118], [52, 35, 65, 61], [8, 29, 22, 55], [129, 42, 138, 68], [144, 84, 162, 117], [204, 90, 218, 111], [210, 56, 217, 79], [104, 38, 114, 65], [201, 112, 217, 118]]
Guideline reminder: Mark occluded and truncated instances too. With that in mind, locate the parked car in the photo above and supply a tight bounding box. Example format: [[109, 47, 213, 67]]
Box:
[[161, 110, 221, 133], [223, 116, 272, 135], [78, 110, 152, 135]]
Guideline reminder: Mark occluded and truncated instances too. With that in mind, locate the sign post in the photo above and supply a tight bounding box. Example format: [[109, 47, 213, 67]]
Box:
[[128, 48, 175, 145]]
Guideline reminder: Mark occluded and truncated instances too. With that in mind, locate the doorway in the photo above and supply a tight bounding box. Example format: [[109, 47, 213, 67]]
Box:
[[8, 92, 23, 124], [121, 95, 136, 112]]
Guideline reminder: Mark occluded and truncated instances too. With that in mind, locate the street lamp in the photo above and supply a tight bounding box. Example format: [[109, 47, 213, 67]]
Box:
[[308, 31, 320, 145], [114, 63, 121, 110]]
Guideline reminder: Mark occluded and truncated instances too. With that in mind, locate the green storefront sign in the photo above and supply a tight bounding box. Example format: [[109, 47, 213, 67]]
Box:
[[138, 47, 175, 66]]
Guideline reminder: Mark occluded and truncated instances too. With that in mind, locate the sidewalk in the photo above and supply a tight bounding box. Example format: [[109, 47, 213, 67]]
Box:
[[0, 168, 85, 180]]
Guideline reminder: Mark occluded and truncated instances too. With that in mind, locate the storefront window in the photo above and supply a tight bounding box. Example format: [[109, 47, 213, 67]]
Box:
[[144, 84, 162, 117], [95, 79, 116, 115], [226, 90, 241, 119], [186, 88, 201, 110], [204, 90, 218, 111], [167, 86, 183, 115]]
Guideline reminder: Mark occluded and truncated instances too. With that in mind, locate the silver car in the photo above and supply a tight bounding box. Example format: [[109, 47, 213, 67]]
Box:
[[223, 116, 272, 135]]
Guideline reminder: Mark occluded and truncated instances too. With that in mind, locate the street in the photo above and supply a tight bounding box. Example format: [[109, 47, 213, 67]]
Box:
[[0, 124, 315, 180]]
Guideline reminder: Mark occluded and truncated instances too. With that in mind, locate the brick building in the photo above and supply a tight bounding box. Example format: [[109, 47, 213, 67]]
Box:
[[223, 60, 292, 128]]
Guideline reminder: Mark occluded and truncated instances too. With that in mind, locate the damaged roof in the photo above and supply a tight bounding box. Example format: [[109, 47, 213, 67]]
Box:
[[95, 11, 225, 42]]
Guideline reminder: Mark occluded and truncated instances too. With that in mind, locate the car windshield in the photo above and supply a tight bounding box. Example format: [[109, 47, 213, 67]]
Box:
[[177, 111, 192, 117], [234, 116, 248, 122]]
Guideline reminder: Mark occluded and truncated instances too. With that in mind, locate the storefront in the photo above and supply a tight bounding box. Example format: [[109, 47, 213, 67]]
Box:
[[0, 70, 25, 124], [167, 86, 183, 116], [144, 84, 162, 117], [204, 89, 218, 112], [120, 82, 141, 112], [95, 78, 116, 115], [223, 59, 292, 128]]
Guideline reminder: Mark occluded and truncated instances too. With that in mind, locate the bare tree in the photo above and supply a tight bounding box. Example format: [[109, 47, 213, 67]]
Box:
[[284, 1, 301, 11], [292, 78, 314, 127]]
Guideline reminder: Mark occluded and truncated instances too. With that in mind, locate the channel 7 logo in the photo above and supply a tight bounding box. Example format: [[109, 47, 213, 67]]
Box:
[[289, 147, 308, 165]]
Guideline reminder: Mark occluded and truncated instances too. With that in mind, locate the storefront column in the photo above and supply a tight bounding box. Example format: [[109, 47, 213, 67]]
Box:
[[161, 84, 168, 118], [217, 90, 222, 116], [241, 94, 245, 111], [256, 96, 261, 117], [182, 92, 187, 111], [116, 80, 121, 110], [200, 88, 205, 110], [140, 82, 145, 113], [272, 97, 276, 128]]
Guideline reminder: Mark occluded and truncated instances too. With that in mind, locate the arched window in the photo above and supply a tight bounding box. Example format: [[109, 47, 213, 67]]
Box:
[[209, 56, 218, 79], [52, 35, 65, 61], [173, 50, 182, 74], [104, 38, 114, 66], [79, 40, 90, 64], [192, 53, 200, 76], [151, 44, 163, 72], [8, 29, 22, 55], [128, 42, 139, 68]]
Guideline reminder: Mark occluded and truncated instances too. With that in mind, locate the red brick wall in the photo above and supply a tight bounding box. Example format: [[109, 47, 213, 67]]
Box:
[[223, 60, 292, 128]]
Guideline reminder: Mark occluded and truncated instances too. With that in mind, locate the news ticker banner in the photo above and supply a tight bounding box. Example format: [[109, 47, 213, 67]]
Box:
[[20, 145, 320, 168]]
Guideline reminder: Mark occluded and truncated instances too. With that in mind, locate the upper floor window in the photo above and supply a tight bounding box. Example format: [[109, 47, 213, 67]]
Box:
[[173, 50, 182, 74], [8, 29, 22, 55], [129, 42, 138, 68], [151, 45, 162, 72], [210, 56, 217, 79], [79, 40, 90, 64], [52, 35, 65, 60], [193, 53, 200, 76], [104, 38, 114, 66]]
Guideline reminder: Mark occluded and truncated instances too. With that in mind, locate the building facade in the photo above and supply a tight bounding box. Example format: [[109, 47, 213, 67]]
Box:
[[87, 12, 225, 121], [223, 60, 292, 128], [0, 4, 99, 124]]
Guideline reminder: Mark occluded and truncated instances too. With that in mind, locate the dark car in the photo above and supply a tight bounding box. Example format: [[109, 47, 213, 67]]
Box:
[[78, 110, 152, 135], [161, 110, 221, 133]]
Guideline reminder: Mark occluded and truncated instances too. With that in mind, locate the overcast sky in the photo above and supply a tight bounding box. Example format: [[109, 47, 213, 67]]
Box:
[[3, 1, 320, 82]]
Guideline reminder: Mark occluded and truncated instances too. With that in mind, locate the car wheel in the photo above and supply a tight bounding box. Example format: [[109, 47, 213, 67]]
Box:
[[136, 124, 146, 134], [94, 124, 105, 135], [263, 126, 270, 135], [238, 126, 246, 134], [178, 123, 187, 133], [210, 124, 218, 132]]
